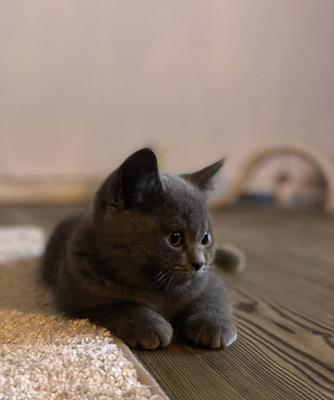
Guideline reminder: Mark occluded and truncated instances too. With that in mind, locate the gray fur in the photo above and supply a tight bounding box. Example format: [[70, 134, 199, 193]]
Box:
[[215, 244, 246, 273], [41, 148, 240, 350]]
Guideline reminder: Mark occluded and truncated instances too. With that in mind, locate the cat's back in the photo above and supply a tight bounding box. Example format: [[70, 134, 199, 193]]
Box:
[[40, 209, 85, 286]]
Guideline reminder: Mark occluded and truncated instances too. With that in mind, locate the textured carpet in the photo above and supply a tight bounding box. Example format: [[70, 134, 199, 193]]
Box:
[[0, 226, 167, 400]]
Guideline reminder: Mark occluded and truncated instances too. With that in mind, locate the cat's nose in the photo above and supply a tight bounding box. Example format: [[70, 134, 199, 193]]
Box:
[[191, 261, 204, 271]]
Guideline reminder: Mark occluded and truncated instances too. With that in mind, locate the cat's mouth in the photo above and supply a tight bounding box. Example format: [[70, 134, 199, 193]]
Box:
[[168, 264, 208, 285], [170, 272, 194, 284], [148, 261, 210, 290], [148, 269, 194, 290]]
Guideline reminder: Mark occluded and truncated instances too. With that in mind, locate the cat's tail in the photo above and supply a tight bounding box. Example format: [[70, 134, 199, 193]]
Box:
[[215, 244, 246, 273]]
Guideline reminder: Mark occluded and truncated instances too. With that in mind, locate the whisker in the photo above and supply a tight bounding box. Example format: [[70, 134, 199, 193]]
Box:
[[155, 274, 169, 291], [155, 271, 164, 280], [164, 276, 173, 297], [147, 271, 165, 291], [148, 271, 168, 291]]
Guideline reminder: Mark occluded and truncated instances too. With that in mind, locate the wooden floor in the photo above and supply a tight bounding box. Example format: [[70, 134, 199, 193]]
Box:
[[1, 205, 333, 400]]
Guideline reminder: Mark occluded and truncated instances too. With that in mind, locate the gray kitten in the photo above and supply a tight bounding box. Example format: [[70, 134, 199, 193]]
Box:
[[41, 148, 244, 350]]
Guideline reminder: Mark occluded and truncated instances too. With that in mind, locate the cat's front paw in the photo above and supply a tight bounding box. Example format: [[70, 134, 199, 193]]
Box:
[[117, 311, 173, 350], [184, 314, 237, 349]]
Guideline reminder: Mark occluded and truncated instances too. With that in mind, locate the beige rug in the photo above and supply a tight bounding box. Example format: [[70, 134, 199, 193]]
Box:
[[0, 227, 168, 400]]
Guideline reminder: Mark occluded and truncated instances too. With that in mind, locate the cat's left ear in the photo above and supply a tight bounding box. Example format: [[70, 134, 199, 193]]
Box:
[[181, 159, 224, 192]]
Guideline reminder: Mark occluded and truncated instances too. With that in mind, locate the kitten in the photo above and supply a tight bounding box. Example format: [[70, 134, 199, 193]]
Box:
[[41, 148, 244, 350]]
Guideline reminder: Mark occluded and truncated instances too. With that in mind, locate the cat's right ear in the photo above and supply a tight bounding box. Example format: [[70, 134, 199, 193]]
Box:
[[96, 148, 163, 210]]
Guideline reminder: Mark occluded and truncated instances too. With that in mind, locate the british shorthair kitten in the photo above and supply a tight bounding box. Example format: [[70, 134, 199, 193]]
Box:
[[41, 148, 244, 349]]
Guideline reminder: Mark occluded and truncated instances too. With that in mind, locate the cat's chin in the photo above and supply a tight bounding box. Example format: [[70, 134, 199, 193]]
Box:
[[169, 273, 195, 286]]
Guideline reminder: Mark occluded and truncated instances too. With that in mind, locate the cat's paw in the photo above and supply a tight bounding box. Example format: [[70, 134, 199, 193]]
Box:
[[117, 311, 173, 350], [184, 314, 237, 349]]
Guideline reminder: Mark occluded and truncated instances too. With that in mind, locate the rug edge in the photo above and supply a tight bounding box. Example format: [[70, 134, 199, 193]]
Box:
[[115, 340, 170, 400]]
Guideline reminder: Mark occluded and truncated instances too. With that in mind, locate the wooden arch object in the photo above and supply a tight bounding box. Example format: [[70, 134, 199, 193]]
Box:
[[209, 143, 334, 214]]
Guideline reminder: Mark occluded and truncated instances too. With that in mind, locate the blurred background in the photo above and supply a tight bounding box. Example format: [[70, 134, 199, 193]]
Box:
[[1, 0, 334, 208]]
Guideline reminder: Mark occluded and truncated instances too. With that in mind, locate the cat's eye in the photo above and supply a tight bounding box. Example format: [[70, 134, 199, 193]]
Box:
[[168, 232, 183, 247], [201, 232, 211, 245]]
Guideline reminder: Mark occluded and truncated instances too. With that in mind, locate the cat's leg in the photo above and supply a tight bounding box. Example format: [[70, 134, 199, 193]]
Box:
[[80, 303, 173, 350], [176, 280, 237, 349], [53, 252, 173, 350]]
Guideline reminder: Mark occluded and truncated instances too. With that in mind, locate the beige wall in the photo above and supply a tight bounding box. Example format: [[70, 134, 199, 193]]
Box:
[[1, 0, 333, 187]]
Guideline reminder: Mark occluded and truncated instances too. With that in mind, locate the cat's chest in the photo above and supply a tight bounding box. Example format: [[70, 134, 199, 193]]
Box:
[[142, 285, 201, 321], [143, 297, 186, 321]]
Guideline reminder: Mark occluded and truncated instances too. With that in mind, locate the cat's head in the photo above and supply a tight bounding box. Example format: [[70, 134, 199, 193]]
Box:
[[93, 148, 224, 290]]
